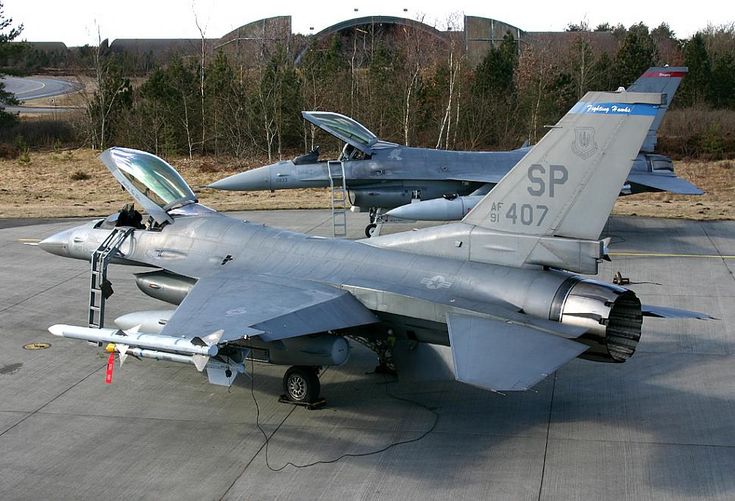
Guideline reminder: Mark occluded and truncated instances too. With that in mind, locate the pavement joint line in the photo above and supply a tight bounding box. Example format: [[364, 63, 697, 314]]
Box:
[[0, 269, 87, 315], [304, 212, 341, 234], [634, 293, 735, 297], [537, 372, 556, 501], [610, 251, 735, 259], [0, 363, 105, 440], [5, 409, 259, 427], [218, 405, 297, 500], [701, 224, 735, 283], [546, 435, 735, 450]]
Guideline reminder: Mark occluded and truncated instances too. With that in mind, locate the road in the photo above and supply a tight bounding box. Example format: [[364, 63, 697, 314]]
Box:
[[2, 76, 79, 114], [1, 210, 734, 500]]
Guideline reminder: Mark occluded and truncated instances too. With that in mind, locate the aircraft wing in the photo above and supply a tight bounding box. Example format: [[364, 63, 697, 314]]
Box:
[[627, 173, 704, 195], [160, 273, 379, 343]]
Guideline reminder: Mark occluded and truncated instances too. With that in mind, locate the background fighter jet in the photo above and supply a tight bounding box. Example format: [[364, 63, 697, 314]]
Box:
[[39, 89, 710, 406], [210, 67, 700, 237]]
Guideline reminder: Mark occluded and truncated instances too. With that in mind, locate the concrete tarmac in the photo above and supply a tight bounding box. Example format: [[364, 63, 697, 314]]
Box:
[[0, 210, 733, 500]]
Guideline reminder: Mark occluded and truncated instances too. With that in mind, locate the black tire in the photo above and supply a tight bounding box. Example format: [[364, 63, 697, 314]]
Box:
[[365, 223, 377, 238], [283, 366, 320, 403]]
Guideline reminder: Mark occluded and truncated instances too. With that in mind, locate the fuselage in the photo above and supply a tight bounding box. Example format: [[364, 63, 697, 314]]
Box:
[[46, 206, 579, 346], [210, 146, 526, 210], [210, 144, 697, 214]]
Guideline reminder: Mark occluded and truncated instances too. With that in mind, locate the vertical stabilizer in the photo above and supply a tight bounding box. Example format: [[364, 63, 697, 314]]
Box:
[[627, 67, 687, 152], [462, 91, 661, 241]]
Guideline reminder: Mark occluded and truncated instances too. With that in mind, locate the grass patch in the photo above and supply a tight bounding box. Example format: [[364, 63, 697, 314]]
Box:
[[70, 169, 90, 181]]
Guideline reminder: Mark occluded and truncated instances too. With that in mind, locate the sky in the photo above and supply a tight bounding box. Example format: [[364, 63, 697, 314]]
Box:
[[3, 0, 733, 47]]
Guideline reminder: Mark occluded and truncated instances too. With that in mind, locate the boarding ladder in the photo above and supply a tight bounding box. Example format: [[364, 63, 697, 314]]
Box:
[[327, 160, 348, 238], [88, 227, 134, 328]]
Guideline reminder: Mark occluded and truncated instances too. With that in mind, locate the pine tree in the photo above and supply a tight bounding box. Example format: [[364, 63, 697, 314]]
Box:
[[710, 53, 735, 109], [679, 33, 712, 106], [0, 2, 22, 126], [613, 23, 658, 87]]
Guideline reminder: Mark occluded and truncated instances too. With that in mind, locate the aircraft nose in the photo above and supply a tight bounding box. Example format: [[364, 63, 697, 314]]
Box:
[[38, 228, 74, 257], [208, 164, 272, 191]]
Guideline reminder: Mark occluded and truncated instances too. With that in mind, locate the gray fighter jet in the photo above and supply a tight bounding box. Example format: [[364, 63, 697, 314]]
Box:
[[209, 67, 700, 236], [39, 89, 711, 406]]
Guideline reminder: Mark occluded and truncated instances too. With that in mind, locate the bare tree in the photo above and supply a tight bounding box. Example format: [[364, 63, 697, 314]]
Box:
[[82, 24, 131, 149], [437, 51, 461, 149], [193, 2, 207, 153]]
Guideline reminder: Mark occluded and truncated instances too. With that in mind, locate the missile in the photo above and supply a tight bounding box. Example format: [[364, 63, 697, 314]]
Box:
[[106, 343, 211, 371], [386, 195, 483, 221], [48, 324, 221, 356], [115, 310, 350, 366]]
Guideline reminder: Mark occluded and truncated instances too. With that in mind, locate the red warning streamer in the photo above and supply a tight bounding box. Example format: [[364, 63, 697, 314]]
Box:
[[105, 352, 115, 384]]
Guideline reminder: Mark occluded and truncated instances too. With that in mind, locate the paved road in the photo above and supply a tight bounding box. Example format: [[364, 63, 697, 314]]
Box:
[[2, 76, 79, 114], [1, 211, 733, 500]]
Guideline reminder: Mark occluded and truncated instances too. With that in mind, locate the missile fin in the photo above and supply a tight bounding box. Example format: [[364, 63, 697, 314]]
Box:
[[192, 354, 209, 372], [122, 325, 141, 336], [201, 329, 224, 346], [117, 344, 129, 366]]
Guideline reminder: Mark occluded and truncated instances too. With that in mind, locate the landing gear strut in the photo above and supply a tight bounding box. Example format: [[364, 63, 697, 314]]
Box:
[[280, 366, 325, 409], [365, 208, 382, 238], [349, 335, 397, 375]]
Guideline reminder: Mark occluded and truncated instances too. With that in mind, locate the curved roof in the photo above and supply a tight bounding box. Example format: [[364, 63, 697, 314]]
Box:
[[313, 15, 448, 41], [296, 15, 449, 64]]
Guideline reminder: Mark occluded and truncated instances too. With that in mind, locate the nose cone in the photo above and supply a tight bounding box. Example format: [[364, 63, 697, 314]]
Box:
[[208, 164, 272, 191], [385, 203, 420, 221], [38, 228, 74, 257]]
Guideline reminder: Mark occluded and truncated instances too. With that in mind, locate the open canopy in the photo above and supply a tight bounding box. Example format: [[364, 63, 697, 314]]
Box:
[[100, 147, 197, 225], [302, 111, 378, 154]]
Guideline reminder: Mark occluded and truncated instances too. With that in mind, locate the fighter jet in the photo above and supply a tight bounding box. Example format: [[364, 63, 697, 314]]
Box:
[[39, 89, 711, 406], [209, 67, 700, 237]]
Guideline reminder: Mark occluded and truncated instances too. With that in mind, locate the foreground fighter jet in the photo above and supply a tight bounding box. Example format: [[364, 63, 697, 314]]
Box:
[[39, 89, 710, 406], [210, 67, 700, 236]]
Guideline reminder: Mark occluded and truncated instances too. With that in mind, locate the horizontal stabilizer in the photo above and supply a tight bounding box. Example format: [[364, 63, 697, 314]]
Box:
[[642, 304, 716, 320], [391, 340, 455, 383], [627, 173, 703, 195], [446, 313, 588, 391]]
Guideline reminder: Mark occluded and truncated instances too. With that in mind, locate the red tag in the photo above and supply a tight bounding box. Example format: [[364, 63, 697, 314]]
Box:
[[105, 352, 115, 384]]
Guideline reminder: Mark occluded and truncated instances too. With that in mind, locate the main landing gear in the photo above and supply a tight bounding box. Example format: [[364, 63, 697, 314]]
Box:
[[280, 366, 326, 409]]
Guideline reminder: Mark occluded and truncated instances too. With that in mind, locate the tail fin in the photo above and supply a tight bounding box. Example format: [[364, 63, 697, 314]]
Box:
[[627, 67, 687, 152], [462, 91, 661, 241]]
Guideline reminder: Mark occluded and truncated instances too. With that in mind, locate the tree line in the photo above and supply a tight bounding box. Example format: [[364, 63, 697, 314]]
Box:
[[4, 18, 735, 160]]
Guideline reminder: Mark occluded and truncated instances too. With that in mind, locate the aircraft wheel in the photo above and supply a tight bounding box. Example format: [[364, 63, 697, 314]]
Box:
[[283, 366, 320, 404], [365, 223, 377, 238]]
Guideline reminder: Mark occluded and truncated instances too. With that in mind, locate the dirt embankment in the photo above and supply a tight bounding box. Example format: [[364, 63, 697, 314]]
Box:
[[0, 149, 330, 218], [0, 149, 732, 220]]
